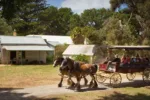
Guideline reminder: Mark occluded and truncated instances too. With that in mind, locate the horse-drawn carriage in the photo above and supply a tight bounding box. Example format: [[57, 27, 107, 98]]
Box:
[[96, 46, 150, 87]]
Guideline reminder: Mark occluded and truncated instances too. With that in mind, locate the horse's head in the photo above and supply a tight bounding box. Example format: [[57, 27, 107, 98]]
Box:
[[53, 57, 64, 67], [60, 57, 74, 70]]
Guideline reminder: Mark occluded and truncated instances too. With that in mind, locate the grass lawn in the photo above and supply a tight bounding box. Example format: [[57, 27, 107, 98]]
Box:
[[0, 65, 60, 88]]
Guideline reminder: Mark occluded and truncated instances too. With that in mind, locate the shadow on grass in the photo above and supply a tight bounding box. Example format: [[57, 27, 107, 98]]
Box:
[[0, 88, 61, 100], [104, 80, 150, 88], [96, 92, 150, 100]]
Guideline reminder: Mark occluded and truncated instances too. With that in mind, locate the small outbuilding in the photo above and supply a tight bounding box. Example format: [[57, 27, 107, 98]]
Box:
[[0, 36, 54, 64], [63, 45, 96, 63]]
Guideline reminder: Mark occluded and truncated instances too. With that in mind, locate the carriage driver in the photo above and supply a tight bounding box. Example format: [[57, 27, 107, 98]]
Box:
[[105, 54, 121, 71]]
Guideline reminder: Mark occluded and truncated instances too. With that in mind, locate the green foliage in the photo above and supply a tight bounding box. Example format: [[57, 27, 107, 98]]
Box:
[[81, 8, 113, 29], [69, 14, 81, 30], [110, 0, 150, 45], [58, 8, 73, 35], [70, 26, 97, 44], [1, 0, 150, 46], [46, 54, 54, 64], [38, 6, 59, 35], [55, 44, 68, 58], [9, 0, 47, 35], [70, 27, 84, 44], [100, 14, 136, 45], [110, 0, 146, 13], [0, 0, 30, 20], [88, 30, 106, 44], [38, 7, 73, 35], [0, 17, 13, 35], [72, 54, 89, 63]]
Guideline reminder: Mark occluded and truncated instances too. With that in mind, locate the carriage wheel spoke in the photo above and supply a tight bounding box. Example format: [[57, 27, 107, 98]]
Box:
[[110, 73, 122, 87], [143, 68, 150, 83], [96, 73, 107, 83], [126, 73, 136, 81]]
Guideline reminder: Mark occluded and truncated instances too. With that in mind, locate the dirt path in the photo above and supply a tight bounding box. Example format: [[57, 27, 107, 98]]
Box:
[[11, 83, 110, 98], [0, 75, 146, 99]]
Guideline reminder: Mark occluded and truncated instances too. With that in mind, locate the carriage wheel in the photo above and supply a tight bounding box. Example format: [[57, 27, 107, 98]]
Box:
[[126, 73, 136, 81], [96, 73, 107, 83], [142, 68, 150, 84], [110, 73, 122, 87]]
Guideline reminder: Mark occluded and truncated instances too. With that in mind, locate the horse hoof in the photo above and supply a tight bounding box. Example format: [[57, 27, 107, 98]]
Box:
[[67, 86, 72, 89], [58, 84, 62, 87], [84, 83, 88, 86], [89, 85, 92, 88], [91, 84, 98, 88], [67, 85, 75, 89], [75, 89, 81, 92], [75, 88, 81, 92], [71, 82, 75, 87], [89, 83, 93, 88]]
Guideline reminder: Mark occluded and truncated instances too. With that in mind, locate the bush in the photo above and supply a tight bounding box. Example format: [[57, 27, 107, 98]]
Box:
[[55, 44, 68, 58], [46, 53, 54, 64], [72, 54, 90, 63]]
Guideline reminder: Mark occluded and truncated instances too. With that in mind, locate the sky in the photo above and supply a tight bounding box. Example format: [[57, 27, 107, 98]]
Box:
[[47, 0, 111, 14]]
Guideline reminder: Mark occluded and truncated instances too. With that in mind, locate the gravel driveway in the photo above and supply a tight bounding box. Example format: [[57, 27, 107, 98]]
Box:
[[0, 75, 146, 100]]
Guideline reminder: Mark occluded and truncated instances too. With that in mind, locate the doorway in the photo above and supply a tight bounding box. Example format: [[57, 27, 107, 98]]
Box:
[[10, 51, 16, 64]]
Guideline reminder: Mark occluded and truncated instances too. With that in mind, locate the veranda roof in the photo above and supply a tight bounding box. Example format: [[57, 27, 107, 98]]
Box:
[[63, 45, 96, 56], [109, 45, 150, 50], [2, 45, 54, 51]]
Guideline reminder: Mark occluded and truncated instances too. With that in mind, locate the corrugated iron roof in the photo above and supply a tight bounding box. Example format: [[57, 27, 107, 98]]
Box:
[[3, 45, 54, 51], [27, 35, 73, 45], [0, 36, 47, 45], [109, 45, 150, 50], [63, 45, 96, 56], [47, 41, 60, 46]]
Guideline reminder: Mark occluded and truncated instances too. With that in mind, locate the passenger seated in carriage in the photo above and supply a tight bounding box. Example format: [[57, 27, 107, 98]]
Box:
[[120, 54, 130, 67], [112, 54, 121, 63], [141, 55, 149, 65], [103, 57, 109, 64], [105, 54, 120, 71], [135, 54, 141, 63], [131, 54, 141, 64], [131, 56, 136, 63], [130, 54, 149, 67]]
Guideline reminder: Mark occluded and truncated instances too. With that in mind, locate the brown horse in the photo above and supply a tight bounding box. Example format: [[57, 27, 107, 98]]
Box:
[[53, 57, 88, 87], [60, 57, 98, 91]]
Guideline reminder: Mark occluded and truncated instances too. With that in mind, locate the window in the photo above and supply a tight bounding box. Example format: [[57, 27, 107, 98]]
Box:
[[22, 51, 25, 59]]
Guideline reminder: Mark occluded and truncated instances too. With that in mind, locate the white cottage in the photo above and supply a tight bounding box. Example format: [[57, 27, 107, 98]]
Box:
[[63, 45, 96, 63], [0, 36, 54, 64]]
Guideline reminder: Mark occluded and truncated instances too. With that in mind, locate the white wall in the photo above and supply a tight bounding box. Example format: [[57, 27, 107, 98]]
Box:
[[1, 49, 9, 64], [1, 50, 47, 64], [26, 51, 46, 63]]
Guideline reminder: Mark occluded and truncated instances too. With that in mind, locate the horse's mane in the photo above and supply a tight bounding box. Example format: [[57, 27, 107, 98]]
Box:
[[66, 57, 74, 63]]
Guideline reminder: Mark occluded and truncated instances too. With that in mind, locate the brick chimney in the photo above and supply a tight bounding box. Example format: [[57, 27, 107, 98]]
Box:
[[13, 29, 17, 36]]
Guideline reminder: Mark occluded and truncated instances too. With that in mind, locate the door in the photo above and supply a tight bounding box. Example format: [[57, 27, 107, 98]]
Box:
[[10, 51, 16, 64]]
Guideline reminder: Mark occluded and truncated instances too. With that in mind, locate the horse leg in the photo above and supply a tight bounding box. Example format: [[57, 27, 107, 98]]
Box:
[[67, 77, 75, 88], [83, 76, 88, 86], [58, 75, 64, 87], [90, 74, 98, 88], [89, 78, 93, 88], [75, 76, 81, 91]]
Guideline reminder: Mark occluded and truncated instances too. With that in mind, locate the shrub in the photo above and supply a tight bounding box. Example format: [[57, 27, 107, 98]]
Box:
[[72, 54, 90, 63], [46, 52, 54, 64], [55, 44, 68, 58]]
